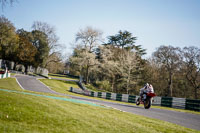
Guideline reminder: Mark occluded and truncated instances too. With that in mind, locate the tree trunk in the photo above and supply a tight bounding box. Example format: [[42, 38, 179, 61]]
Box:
[[126, 69, 130, 94], [195, 87, 197, 99], [13, 62, 17, 70], [168, 72, 173, 97], [25, 65, 28, 74], [85, 65, 89, 85], [111, 75, 115, 92]]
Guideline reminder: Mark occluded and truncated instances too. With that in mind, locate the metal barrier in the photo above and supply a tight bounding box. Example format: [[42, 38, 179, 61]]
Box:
[[70, 87, 200, 112], [185, 99, 200, 111]]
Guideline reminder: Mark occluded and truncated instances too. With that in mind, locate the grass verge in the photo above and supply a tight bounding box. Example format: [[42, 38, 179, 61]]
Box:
[[0, 78, 22, 90], [0, 89, 199, 132]]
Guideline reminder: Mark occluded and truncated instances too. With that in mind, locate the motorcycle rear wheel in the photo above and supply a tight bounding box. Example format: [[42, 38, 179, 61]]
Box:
[[144, 98, 151, 109]]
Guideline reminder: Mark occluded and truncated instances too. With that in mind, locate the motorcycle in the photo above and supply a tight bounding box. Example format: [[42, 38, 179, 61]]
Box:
[[136, 92, 156, 109]]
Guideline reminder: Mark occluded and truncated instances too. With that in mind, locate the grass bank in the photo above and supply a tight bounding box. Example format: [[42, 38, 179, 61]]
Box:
[[0, 78, 21, 90], [0, 88, 198, 132]]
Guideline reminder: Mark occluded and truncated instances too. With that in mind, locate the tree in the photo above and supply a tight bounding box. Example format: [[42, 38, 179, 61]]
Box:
[[108, 30, 135, 49], [32, 21, 62, 68], [107, 30, 146, 56], [76, 26, 103, 52], [0, 15, 18, 61], [143, 58, 169, 96], [73, 27, 103, 84], [0, 0, 16, 9], [153, 45, 182, 97], [70, 45, 98, 84], [96, 45, 139, 94], [182, 46, 200, 99], [16, 34, 37, 73], [45, 53, 64, 73], [96, 45, 120, 92], [119, 50, 137, 94], [31, 30, 50, 67]]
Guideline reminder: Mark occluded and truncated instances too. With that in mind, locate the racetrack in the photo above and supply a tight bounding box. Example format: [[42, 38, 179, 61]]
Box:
[[15, 75, 200, 131]]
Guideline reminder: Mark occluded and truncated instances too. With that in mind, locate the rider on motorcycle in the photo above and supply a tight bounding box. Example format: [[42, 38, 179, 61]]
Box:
[[139, 83, 154, 101]]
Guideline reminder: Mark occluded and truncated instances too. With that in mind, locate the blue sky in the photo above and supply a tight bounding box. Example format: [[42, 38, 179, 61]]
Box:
[[1, 0, 200, 57]]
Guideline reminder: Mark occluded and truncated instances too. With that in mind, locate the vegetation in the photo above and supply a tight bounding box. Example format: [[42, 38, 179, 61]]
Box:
[[38, 79, 200, 115], [48, 73, 79, 80], [0, 15, 199, 99], [68, 27, 200, 99], [0, 78, 199, 132], [0, 0, 16, 9], [1, 90, 199, 133], [0, 78, 21, 90], [39, 79, 79, 94], [0, 16, 64, 73]]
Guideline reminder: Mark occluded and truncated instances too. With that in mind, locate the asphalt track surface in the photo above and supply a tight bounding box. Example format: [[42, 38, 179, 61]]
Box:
[[15, 75, 200, 131]]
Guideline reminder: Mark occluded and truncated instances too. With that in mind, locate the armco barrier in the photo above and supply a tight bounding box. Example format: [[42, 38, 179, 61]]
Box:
[[70, 87, 200, 112], [122, 94, 129, 102], [116, 94, 122, 101], [98, 92, 102, 98], [128, 95, 136, 103], [111, 93, 117, 100], [185, 99, 200, 111], [161, 97, 173, 107], [172, 97, 186, 109], [106, 93, 111, 100], [152, 96, 161, 106]]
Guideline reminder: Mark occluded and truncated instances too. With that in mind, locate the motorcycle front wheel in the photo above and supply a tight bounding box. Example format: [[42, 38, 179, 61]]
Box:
[[136, 98, 140, 106]]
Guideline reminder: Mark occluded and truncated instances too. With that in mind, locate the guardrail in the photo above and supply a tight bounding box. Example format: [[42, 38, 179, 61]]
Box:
[[70, 87, 200, 112]]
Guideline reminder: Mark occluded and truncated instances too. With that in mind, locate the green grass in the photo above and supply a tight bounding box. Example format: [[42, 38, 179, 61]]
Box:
[[39, 79, 200, 115], [48, 73, 79, 80], [0, 78, 22, 90], [40, 79, 79, 93], [0, 78, 199, 132], [85, 84, 111, 92], [10, 73, 15, 76], [0, 91, 199, 132]]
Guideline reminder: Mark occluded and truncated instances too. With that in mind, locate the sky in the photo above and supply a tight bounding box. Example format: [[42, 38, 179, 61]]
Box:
[[1, 0, 200, 57]]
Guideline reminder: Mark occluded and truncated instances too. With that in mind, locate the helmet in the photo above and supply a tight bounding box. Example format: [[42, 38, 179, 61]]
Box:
[[145, 83, 149, 87], [144, 83, 149, 89]]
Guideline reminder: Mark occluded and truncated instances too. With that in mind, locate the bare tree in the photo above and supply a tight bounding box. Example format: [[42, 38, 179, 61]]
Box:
[[0, 0, 16, 10], [183, 46, 200, 99], [76, 26, 103, 52], [72, 26, 103, 84], [119, 50, 137, 94], [97, 45, 120, 92], [153, 45, 182, 97], [97, 45, 138, 93], [32, 21, 63, 68], [70, 45, 98, 84]]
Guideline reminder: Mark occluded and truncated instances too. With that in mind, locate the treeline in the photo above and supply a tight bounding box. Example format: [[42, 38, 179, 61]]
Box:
[[68, 27, 200, 99], [0, 16, 64, 73]]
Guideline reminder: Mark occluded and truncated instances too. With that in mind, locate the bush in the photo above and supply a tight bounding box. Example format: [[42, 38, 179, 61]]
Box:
[[96, 80, 111, 91]]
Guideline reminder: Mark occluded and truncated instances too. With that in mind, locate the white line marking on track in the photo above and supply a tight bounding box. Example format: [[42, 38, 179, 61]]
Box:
[[15, 77, 25, 90]]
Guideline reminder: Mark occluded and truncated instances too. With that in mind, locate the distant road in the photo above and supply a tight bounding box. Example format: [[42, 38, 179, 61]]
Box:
[[15, 75, 200, 131]]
